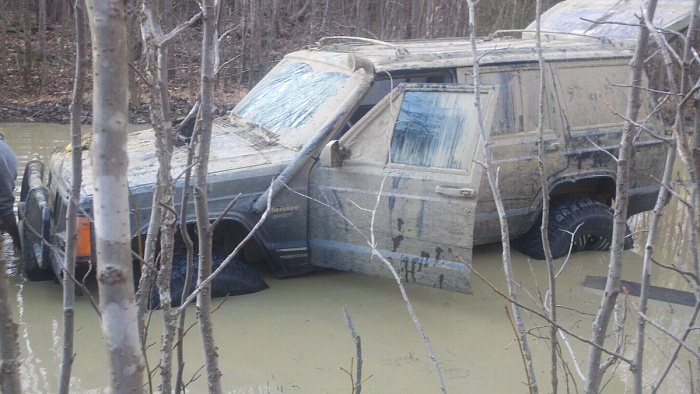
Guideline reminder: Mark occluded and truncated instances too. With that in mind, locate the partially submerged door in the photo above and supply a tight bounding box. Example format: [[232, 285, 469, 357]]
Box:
[[308, 83, 497, 293]]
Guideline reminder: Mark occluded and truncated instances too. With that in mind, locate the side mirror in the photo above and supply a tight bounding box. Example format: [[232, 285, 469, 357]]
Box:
[[320, 140, 344, 168]]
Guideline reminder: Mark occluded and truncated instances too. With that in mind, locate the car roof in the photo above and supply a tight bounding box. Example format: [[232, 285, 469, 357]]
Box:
[[295, 35, 633, 74], [525, 0, 695, 44]]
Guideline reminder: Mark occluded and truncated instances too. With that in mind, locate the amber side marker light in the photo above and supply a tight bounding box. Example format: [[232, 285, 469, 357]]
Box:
[[76, 216, 92, 258]]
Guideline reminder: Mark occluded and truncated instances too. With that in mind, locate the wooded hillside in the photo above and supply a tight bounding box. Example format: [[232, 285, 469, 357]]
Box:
[[0, 0, 562, 122]]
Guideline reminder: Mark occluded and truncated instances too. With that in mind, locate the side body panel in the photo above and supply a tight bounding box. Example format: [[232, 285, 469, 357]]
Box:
[[465, 64, 568, 244], [552, 59, 666, 216]]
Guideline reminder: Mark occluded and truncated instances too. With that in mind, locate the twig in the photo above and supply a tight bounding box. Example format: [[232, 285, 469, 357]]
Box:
[[342, 306, 364, 394], [208, 194, 240, 230], [463, 257, 634, 365], [505, 305, 534, 393], [651, 258, 700, 284], [638, 308, 700, 360], [175, 294, 229, 349], [585, 137, 619, 163]]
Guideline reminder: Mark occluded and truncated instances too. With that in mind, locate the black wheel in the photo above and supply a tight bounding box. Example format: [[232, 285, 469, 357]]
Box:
[[18, 205, 54, 282], [148, 251, 268, 309], [515, 199, 633, 260]]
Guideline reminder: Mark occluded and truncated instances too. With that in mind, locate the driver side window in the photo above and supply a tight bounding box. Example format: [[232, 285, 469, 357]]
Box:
[[390, 90, 478, 170]]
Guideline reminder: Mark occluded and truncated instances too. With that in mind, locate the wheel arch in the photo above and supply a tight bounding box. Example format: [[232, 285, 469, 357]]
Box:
[[548, 173, 617, 206], [131, 217, 276, 274], [516, 173, 617, 238]]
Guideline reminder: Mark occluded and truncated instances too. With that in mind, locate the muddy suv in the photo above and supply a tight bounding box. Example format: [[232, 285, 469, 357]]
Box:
[[19, 33, 666, 295]]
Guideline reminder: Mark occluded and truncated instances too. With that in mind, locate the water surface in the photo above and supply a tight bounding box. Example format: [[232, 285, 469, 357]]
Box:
[[1, 122, 696, 393]]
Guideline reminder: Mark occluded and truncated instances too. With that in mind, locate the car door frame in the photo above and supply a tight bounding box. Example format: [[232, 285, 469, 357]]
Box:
[[307, 83, 499, 293]]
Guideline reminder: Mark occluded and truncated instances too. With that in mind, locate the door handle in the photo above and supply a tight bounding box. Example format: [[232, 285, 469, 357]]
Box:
[[535, 141, 561, 153], [435, 185, 476, 198]]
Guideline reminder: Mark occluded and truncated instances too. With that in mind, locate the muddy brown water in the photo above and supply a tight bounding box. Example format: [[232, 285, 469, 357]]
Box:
[[1, 123, 697, 393]]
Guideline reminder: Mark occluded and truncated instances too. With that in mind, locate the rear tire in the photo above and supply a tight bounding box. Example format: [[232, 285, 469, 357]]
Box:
[[515, 199, 633, 260]]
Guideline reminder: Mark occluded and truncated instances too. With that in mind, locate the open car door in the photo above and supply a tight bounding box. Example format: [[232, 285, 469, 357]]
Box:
[[307, 83, 498, 293]]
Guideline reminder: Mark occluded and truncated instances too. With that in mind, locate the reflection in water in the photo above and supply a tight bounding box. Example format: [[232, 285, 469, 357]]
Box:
[[0, 123, 697, 393]]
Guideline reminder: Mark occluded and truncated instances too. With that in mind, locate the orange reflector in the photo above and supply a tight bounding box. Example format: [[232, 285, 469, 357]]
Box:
[[76, 217, 92, 258]]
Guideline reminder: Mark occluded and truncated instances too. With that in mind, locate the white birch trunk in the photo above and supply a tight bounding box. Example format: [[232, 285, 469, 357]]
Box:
[[86, 0, 145, 391]]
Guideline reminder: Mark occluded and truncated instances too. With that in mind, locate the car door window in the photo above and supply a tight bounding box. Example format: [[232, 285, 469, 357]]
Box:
[[389, 90, 480, 170]]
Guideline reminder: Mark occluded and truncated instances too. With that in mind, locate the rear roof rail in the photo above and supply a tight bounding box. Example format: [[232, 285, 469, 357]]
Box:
[[492, 29, 615, 45], [316, 36, 410, 55]]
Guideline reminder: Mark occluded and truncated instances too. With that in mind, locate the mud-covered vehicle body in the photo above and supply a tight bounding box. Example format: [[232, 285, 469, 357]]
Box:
[[19, 31, 668, 294]]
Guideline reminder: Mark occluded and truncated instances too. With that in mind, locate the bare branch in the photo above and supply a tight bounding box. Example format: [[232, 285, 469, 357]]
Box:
[[585, 137, 619, 163], [638, 308, 700, 360], [207, 193, 240, 231], [464, 257, 634, 365], [157, 11, 203, 47]]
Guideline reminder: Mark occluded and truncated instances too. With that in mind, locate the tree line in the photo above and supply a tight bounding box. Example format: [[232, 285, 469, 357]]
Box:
[[1, 0, 562, 101]]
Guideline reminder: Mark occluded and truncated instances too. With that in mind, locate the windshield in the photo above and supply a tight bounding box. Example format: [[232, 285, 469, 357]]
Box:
[[233, 62, 352, 141]]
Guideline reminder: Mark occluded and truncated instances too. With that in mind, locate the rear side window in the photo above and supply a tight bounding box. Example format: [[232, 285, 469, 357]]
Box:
[[556, 64, 629, 131], [390, 91, 479, 170]]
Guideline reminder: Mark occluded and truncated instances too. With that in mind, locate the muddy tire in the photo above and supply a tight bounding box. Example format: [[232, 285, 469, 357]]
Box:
[[148, 251, 268, 309], [18, 203, 54, 282], [515, 199, 633, 260]]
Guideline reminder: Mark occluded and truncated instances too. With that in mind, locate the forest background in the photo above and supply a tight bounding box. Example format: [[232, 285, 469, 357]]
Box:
[[0, 0, 563, 123]]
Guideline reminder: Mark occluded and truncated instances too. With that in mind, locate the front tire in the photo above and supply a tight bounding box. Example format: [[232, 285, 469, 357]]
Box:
[[148, 251, 268, 309], [18, 204, 54, 282], [516, 199, 633, 260]]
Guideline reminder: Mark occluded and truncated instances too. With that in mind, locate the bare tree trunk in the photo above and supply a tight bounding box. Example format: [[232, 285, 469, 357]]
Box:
[[583, 1, 657, 392], [127, 11, 142, 109], [20, 0, 31, 90], [135, 7, 205, 392], [175, 110, 198, 394], [0, 239, 21, 393], [355, 0, 366, 36], [137, 2, 181, 390], [533, 0, 557, 392], [647, 2, 700, 390], [272, 0, 281, 37], [425, 0, 434, 37], [58, 1, 88, 392], [49, 0, 67, 24], [0, 1, 6, 85], [85, 0, 145, 391], [238, 0, 247, 85], [248, 0, 260, 88], [162, 0, 173, 80], [633, 3, 697, 391], [38, 0, 47, 95], [195, 0, 223, 391], [465, 1, 538, 392]]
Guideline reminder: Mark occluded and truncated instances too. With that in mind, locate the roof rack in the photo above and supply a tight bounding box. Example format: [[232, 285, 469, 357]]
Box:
[[317, 36, 410, 55], [492, 29, 614, 45]]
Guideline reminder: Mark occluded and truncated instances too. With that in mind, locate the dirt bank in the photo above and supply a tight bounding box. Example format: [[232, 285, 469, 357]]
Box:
[[0, 96, 237, 125]]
